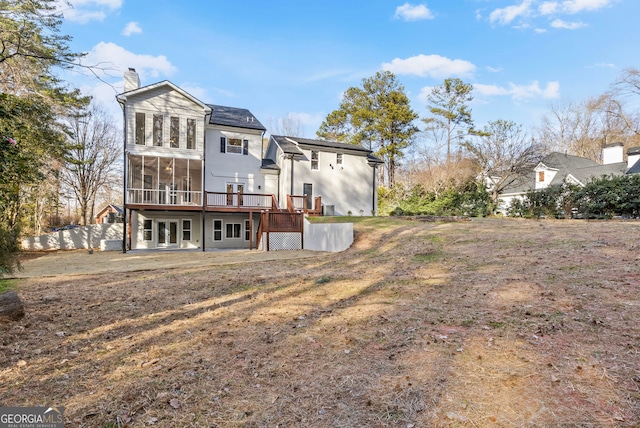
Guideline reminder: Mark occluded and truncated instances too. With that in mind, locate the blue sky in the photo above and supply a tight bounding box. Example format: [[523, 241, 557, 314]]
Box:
[[58, 0, 638, 139]]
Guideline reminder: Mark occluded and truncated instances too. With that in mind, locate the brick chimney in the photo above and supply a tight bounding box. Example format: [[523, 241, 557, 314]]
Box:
[[124, 67, 140, 92], [602, 142, 624, 165]]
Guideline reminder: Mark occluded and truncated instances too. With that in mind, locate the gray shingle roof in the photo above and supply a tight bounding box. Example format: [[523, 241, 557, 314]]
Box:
[[571, 162, 627, 184], [539, 152, 627, 186], [626, 158, 640, 175], [500, 172, 536, 194], [207, 104, 266, 131], [270, 135, 381, 160], [261, 159, 280, 170]]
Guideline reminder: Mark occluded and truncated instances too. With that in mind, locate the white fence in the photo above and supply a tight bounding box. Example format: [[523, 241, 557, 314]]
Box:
[[21, 224, 124, 251], [303, 219, 353, 252]]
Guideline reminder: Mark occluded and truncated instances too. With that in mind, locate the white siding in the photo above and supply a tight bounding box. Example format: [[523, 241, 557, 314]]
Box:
[[131, 211, 202, 250], [205, 127, 265, 193], [124, 86, 206, 157], [281, 147, 376, 216]]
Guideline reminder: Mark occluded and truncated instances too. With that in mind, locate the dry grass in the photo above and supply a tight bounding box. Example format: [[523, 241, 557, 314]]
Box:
[[1, 217, 639, 427]]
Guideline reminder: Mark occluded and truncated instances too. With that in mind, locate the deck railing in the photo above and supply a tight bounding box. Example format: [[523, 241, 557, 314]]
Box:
[[257, 210, 304, 250], [287, 195, 322, 215], [127, 188, 202, 205], [206, 192, 279, 210]]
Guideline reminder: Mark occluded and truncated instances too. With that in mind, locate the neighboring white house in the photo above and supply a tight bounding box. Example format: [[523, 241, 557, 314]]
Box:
[[116, 69, 382, 251], [497, 142, 640, 213]]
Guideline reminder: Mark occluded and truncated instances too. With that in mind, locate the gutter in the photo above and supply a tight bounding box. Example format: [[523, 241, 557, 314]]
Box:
[[117, 95, 128, 253]]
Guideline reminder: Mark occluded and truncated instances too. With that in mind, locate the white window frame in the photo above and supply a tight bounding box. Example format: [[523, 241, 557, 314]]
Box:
[[213, 219, 223, 241], [336, 153, 343, 165], [244, 219, 250, 241], [182, 219, 191, 241], [170, 116, 180, 148], [186, 118, 196, 150], [311, 150, 319, 170], [225, 223, 242, 239], [153, 114, 163, 147], [135, 112, 146, 145], [143, 219, 153, 241]]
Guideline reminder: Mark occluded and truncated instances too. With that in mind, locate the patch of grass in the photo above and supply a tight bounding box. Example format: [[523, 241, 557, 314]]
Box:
[[0, 279, 16, 294], [413, 251, 441, 263], [488, 321, 507, 329], [315, 276, 331, 284]]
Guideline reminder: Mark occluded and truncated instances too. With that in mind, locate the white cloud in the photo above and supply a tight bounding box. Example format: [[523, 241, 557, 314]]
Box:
[[394, 3, 435, 21], [382, 54, 476, 78], [486, 66, 503, 73], [550, 18, 587, 28], [489, 0, 615, 28], [84, 42, 177, 82], [59, 0, 123, 23], [560, 0, 615, 14], [534, 27, 548, 33], [474, 81, 560, 101], [489, 0, 534, 25], [588, 62, 615, 68], [179, 84, 209, 102], [122, 22, 142, 36], [539, 1, 559, 14]]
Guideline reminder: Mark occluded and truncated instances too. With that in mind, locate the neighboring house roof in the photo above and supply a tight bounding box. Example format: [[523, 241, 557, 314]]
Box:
[[96, 204, 123, 216], [626, 159, 640, 175], [116, 80, 212, 113], [538, 152, 626, 186], [499, 172, 536, 195], [207, 104, 266, 131], [570, 162, 627, 185]]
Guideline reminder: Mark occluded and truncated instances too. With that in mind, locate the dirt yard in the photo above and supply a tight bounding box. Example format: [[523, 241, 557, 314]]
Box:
[[1, 217, 639, 427]]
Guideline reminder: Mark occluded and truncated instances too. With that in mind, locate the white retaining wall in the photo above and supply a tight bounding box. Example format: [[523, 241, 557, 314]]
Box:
[[21, 224, 124, 251], [303, 219, 353, 252]]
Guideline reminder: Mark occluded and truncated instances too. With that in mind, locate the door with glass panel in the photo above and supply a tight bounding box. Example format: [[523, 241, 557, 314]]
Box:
[[157, 220, 178, 247], [226, 183, 245, 207]]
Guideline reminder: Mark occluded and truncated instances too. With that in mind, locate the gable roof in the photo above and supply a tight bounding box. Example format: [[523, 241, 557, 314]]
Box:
[[270, 135, 379, 158], [116, 80, 211, 113], [538, 152, 600, 172], [207, 104, 266, 131], [537, 152, 626, 186], [96, 204, 123, 216]]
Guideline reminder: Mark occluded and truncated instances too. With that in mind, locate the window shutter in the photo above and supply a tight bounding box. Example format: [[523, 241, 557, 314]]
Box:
[[220, 137, 226, 153], [242, 139, 249, 155]]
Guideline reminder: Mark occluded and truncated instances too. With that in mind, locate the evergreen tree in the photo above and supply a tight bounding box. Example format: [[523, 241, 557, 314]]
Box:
[[423, 78, 483, 163], [317, 71, 419, 187]]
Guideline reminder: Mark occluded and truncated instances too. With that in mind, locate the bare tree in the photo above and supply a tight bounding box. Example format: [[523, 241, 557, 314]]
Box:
[[269, 114, 304, 137], [60, 103, 121, 225], [464, 119, 541, 204], [536, 97, 634, 162]]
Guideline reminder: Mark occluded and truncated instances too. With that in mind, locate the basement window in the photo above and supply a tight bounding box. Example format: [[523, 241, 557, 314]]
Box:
[[143, 219, 152, 241]]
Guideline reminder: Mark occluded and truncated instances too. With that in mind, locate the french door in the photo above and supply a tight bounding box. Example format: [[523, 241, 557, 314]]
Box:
[[157, 220, 178, 247], [226, 183, 245, 206]]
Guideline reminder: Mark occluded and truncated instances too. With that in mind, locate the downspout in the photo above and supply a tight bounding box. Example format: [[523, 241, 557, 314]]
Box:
[[118, 97, 127, 253], [290, 154, 295, 196], [372, 164, 377, 216], [202, 112, 208, 252]]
